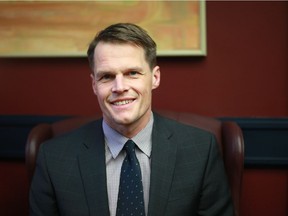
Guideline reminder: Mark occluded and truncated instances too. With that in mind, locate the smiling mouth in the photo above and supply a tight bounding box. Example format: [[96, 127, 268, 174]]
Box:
[[112, 99, 134, 106]]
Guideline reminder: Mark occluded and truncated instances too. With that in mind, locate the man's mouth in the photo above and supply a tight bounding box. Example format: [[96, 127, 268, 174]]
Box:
[[112, 99, 134, 106]]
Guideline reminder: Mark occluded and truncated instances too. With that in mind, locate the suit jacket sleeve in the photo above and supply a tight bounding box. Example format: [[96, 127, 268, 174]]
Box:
[[29, 144, 60, 216], [198, 135, 234, 216]]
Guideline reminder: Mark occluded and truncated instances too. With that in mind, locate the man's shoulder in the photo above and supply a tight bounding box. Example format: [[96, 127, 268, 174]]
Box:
[[153, 112, 218, 160], [41, 119, 102, 152], [154, 112, 213, 136]]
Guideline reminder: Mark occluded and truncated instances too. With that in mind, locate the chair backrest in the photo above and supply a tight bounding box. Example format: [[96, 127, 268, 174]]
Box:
[[26, 111, 244, 216]]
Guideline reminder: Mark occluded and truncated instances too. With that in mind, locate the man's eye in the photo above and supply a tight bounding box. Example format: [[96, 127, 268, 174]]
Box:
[[101, 74, 113, 81], [129, 71, 139, 76], [103, 74, 111, 79]]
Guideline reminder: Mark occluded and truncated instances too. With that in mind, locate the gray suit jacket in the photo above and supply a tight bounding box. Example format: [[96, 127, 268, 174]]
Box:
[[30, 113, 234, 216]]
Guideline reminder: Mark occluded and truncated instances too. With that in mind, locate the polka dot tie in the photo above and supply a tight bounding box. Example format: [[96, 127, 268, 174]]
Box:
[[116, 140, 145, 216]]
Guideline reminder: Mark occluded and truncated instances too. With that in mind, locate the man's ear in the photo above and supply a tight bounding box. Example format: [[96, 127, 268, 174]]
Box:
[[152, 66, 160, 90], [90, 73, 97, 96]]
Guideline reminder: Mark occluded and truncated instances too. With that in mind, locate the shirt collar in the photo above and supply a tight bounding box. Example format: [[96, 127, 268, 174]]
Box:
[[102, 113, 154, 159]]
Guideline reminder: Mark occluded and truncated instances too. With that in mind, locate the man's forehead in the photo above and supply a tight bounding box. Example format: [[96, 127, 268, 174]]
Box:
[[94, 42, 146, 63], [94, 42, 144, 54]]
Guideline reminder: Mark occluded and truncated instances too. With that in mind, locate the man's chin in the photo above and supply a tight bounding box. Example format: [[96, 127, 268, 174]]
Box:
[[112, 116, 134, 126]]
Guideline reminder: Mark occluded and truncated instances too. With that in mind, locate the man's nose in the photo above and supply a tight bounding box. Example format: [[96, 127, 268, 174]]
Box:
[[112, 75, 128, 93]]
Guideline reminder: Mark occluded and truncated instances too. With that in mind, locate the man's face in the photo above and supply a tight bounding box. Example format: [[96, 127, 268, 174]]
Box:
[[91, 42, 160, 136]]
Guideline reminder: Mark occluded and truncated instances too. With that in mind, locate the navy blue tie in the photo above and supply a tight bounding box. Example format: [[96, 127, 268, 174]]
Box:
[[116, 140, 145, 216]]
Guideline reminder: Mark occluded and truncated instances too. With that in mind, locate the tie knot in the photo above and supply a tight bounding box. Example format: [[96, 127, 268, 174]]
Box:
[[124, 139, 136, 155]]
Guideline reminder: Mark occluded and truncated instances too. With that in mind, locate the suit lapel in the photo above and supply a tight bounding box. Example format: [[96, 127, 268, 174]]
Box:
[[148, 114, 177, 216], [78, 120, 110, 215]]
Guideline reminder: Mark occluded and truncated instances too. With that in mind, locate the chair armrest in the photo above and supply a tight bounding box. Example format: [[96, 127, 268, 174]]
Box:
[[25, 123, 53, 184]]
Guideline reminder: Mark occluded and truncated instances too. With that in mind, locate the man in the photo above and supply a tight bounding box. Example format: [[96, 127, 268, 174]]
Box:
[[30, 23, 234, 216]]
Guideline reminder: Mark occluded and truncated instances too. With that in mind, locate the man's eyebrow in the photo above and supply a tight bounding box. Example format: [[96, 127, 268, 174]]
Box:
[[95, 70, 113, 77], [95, 66, 144, 76], [126, 66, 143, 72], [96, 70, 110, 74]]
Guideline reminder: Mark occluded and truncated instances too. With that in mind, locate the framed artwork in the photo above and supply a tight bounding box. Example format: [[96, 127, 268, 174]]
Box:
[[0, 1, 206, 57]]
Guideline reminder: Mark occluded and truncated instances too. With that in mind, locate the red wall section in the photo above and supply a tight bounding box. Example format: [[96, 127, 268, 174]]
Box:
[[0, 58, 100, 116], [241, 169, 288, 216], [0, 1, 287, 216], [0, 162, 29, 216]]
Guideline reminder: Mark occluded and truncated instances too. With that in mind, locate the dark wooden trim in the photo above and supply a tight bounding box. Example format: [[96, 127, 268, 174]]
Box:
[[0, 115, 70, 159], [221, 117, 288, 167]]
